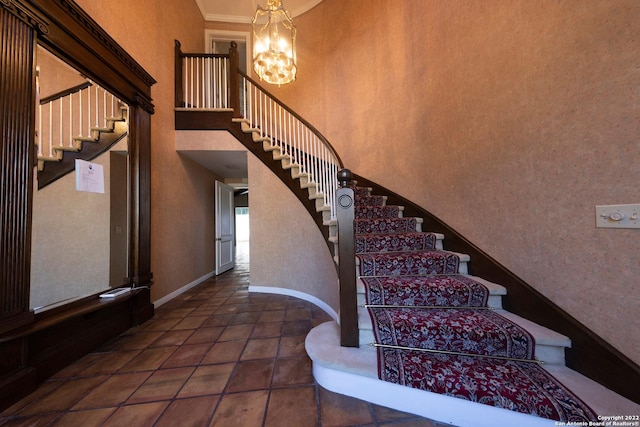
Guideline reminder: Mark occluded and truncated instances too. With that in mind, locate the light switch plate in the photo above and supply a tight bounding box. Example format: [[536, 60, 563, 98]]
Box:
[[595, 204, 640, 229]]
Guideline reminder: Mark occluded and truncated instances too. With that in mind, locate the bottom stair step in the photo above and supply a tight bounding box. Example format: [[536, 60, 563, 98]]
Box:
[[356, 306, 569, 365], [356, 250, 470, 276], [306, 321, 640, 427], [356, 274, 506, 309]]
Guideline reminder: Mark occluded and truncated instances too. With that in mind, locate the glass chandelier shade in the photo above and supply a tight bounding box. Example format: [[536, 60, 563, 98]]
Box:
[[252, 0, 297, 85]]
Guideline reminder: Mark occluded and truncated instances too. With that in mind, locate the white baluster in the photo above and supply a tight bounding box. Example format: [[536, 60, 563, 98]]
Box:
[[38, 104, 42, 157], [94, 85, 99, 129], [69, 94, 72, 148]]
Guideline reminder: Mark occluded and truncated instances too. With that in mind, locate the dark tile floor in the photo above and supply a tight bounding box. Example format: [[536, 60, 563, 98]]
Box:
[[0, 243, 449, 427]]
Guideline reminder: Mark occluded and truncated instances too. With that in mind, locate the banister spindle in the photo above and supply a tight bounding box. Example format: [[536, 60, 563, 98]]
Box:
[[58, 98, 63, 150], [47, 102, 52, 157], [69, 95, 72, 148], [94, 85, 98, 128]]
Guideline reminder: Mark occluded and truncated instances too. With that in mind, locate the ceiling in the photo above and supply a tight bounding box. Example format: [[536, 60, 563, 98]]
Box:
[[179, 150, 249, 188], [195, 0, 322, 23]]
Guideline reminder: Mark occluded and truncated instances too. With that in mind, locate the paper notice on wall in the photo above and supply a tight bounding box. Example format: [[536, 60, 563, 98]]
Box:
[[75, 159, 105, 193]]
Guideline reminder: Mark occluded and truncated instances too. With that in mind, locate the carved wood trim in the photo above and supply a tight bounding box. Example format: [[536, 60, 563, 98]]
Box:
[[0, 4, 36, 326], [0, 0, 155, 410]]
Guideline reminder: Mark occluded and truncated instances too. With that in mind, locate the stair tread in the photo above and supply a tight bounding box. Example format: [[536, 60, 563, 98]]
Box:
[[356, 274, 505, 309], [356, 308, 568, 365], [355, 274, 506, 296], [356, 306, 569, 346], [306, 322, 640, 424]]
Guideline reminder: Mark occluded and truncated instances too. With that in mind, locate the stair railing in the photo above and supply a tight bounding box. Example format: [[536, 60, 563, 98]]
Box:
[[174, 40, 358, 346], [237, 71, 342, 220], [37, 79, 125, 169], [175, 40, 343, 222]]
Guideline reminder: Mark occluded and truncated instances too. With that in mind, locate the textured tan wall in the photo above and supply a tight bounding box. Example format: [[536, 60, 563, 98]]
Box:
[[248, 155, 339, 311], [75, 0, 218, 302], [175, 130, 339, 312], [268, 0, 640, 364]]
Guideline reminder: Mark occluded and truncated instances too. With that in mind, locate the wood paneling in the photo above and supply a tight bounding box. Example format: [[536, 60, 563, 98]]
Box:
[[0, 0, 155, 410], [0, 1, 37, 332]]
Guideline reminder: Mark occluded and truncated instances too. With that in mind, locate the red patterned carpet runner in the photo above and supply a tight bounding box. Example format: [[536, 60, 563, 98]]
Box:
[[377, 349, 598, 423], [355, 205, 401, 219], [355, 218, 418, 235], [357, 250, 460, 276], [362, 275, 488, 307], [356, 232, 438, 254], [355, 187, 598, 422], [368, 307, 535, 360]]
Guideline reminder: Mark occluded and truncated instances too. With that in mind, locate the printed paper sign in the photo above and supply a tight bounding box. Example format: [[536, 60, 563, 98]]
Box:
[[75, 159, 105, 193]]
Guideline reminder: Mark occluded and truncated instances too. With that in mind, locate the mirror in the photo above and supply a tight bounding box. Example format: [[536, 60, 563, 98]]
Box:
[[30, 45, 130, 311]]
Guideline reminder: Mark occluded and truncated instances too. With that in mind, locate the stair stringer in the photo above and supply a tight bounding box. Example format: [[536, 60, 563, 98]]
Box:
[[187, 113, 336, 260], [352, 174, 640, 405]]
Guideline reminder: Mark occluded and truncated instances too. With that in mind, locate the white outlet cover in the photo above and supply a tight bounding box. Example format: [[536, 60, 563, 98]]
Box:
[[595, 204, 640, 229]]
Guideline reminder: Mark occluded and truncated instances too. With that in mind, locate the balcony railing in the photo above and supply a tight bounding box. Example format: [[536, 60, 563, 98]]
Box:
[[174, 40, 342, 222], [174, 40, 358, 347]]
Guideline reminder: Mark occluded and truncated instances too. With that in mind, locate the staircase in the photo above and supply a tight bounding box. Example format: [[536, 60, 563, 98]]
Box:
[[36, 80, 128, 189], [307, 185, 640, 427], [173, 41, 640, 427]]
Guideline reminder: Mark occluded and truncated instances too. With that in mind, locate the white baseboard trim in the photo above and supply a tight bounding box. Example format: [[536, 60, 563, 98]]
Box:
[[153, 270, 215, 308], [248, 285, 339, 321]]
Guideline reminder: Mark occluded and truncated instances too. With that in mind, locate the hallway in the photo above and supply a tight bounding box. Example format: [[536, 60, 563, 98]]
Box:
[[0, 243, 448, 426]]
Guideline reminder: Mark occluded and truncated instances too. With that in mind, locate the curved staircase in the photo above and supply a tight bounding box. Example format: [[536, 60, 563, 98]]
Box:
[[172, 43, 640, 426], [306, 186, 640, 427]]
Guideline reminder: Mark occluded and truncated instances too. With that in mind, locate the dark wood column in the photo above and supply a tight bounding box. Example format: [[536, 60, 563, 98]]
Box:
[[0, 0, 40, 335], [0, 0, 43, 408], [128, 101, 154, 324]]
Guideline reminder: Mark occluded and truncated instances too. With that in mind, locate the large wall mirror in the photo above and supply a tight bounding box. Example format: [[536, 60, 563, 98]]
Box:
[[1, 0, 155, 410], [30, 45, 130, 311]]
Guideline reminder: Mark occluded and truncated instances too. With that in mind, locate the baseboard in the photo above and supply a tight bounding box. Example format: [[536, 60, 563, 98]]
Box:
[[153, 271, 215, 308], [248, 285, 339, 321]]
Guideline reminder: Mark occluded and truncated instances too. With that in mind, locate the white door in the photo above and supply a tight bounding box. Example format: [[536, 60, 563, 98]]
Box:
[[215, 181, 235, 274]]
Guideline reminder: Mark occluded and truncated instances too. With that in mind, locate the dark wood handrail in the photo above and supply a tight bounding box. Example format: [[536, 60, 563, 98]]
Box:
[[173, 38, 344, 171], [237, 69, 344, 169], [181, 53, 229, 59], [39, 81, 92, 105]]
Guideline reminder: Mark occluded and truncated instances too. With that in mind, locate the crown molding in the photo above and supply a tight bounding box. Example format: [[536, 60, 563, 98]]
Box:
[[197, 0, 324, 23]]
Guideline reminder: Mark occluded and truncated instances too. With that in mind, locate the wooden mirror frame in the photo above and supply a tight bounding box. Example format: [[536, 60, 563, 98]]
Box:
[[0, 0, 154, 409]]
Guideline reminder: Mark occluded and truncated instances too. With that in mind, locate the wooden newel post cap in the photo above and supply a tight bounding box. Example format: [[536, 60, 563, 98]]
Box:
[[337, 169, 353, 188]]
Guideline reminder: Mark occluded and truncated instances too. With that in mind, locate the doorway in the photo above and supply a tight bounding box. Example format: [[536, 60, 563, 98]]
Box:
[[215, 180, 235, 274], [235, 206, 250, 267], [205, 30, 250, 73]]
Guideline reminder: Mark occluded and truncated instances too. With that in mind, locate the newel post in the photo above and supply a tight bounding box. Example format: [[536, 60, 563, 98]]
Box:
[[229, 41, 241, 117], [174, 40, 183, 108], [336, 169, 358, 347]]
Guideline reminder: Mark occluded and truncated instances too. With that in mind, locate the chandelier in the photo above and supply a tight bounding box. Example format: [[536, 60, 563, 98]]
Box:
[[252, 0, 297, 85]]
